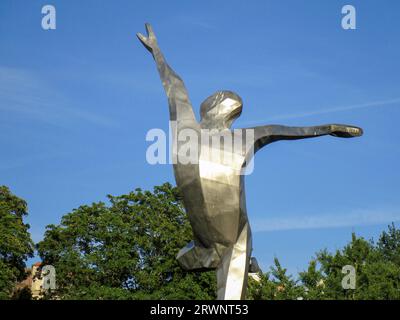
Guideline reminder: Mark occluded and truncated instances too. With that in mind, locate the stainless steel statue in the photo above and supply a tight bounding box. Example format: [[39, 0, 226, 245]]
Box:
[[137, 23, 363, 300]]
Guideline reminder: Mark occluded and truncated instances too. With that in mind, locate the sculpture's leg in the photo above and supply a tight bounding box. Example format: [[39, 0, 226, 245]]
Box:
[[177, 240, 220, 270], [216, 223, 252, 300]]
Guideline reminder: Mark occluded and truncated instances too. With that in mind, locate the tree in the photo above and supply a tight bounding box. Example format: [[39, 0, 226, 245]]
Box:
[[249, 225, 400, 300], [298, 260, 325, 299], [0, 186, 34, 299], [247, 272, 276, 300], [34, 181, 400, 300], [247, 257, 304, 300], [378, 222, 400, 265], [37, 183, 216, 299], [298, 229, 400, 300]]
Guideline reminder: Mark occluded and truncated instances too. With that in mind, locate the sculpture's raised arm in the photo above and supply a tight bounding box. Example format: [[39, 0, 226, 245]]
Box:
[[137, 23, 196, 123], [249, 124, 363, 152]]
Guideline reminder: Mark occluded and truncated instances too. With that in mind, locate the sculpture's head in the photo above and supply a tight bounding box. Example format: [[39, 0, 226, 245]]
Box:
[[200, 91, 243, 129]]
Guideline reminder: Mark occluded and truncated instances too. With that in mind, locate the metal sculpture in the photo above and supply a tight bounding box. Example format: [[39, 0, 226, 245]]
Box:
[[137, 23, 363, 300]]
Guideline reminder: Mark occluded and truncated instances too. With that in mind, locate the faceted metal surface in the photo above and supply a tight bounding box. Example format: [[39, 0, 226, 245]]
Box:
[[137, 23, 363, 300]]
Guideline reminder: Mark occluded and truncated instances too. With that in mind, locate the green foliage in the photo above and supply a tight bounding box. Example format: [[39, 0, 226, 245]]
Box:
[[378, 223, 400, 265], [247, 258, 305, 300], [294, 231, 400, 300], [270, 257, 305, 299], [322, 233, 397, 299], [3, 182, 399, 300], [11, 285, 32, 300], [298, 260, 325, 299], [0, 186, 34, 299], [0, 259, 15, 300], [37, 183, 216, 300], [247, 272, 275, 300]]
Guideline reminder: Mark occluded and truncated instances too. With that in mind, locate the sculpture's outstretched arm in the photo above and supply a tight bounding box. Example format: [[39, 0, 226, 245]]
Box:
[[250, 124, 363, 152], [137, 23, 196, 123]]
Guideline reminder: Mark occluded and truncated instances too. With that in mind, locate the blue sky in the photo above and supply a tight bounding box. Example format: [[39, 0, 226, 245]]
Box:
[[1, 0, 400, 276]]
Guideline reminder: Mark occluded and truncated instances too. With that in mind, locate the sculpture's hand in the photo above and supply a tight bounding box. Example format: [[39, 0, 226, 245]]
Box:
[[329, 124, 363, 138], [136, 23, 159, 54]]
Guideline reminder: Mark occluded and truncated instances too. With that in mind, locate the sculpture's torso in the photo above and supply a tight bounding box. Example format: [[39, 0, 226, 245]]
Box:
[[173, 126, 250, 248]]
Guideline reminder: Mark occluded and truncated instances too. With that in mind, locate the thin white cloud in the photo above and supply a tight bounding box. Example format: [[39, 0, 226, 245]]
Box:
[[0, 66, 118, 128], [243, 97, 400, 125], [0, 150, 69, 171], [252, 208, 400, 232]]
